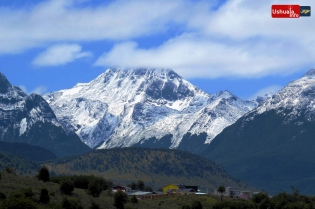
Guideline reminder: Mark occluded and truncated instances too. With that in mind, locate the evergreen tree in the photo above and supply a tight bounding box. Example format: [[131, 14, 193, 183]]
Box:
[[217, 185, 225, 201], [37, 166, 49, 182], [114, 190, 128, 209], [130, 195, 138, 205], [39, 188, 50, 204], [137, 180, 145, 191], [145, 186, 153, 192], [129, 182, 137, 190]]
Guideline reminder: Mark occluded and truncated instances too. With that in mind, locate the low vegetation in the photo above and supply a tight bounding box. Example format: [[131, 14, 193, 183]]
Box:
[[1, 169, 315, 209]]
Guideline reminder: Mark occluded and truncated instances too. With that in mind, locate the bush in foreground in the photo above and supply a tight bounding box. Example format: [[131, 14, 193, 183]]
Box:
[[114, 190, 128, 209], [39, 188, 50, 204], [60, 179, 74, 195]]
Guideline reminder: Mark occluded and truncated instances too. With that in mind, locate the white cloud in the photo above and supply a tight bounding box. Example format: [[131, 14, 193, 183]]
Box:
[[18, 85, 47, 95], [0, 0, 192, 54], [18, 85, 28, 93], [33, 44, 91, 66], [1, 0, 315, 79], [32, 86, 48, 95], [248, 85, 282, 100], [95, 34, 315, 79], [94, 0, 315, 79]]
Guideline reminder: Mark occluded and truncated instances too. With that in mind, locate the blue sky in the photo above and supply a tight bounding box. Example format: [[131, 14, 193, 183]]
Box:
[[0, 0, 314, 100]]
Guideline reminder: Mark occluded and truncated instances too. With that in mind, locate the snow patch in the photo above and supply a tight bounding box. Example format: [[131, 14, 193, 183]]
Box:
[[19, 118, 27, 136]]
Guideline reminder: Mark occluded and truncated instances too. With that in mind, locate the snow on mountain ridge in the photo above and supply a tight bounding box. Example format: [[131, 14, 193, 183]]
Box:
[[44, 68, 257, 149], [247, 69, 315, 123]]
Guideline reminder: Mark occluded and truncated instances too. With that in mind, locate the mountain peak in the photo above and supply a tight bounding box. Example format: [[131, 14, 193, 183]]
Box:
[[44, 68, 257, 150], [214, 90, 235, 99], [302, 68, 315, 77], [0, 72, 12, 94], [105, 67, 180, 78]]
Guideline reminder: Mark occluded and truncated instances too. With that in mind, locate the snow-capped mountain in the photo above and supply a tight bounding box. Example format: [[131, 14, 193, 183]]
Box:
[[44, 68, 257, 151], [203, 68, 315, 195], [0, 72, 90, 157], [252, 69, 315, 122]]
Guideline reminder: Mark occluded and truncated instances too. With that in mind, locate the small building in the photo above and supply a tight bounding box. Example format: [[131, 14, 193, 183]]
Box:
[[126, 191, 152, 196], [178, 188, 196, 194], [214, 187, 240, 198], [112, 186, 131, 193], [178, 185, 198, 193], [163, 184, 179, 194], [240, 191, 252, 200]]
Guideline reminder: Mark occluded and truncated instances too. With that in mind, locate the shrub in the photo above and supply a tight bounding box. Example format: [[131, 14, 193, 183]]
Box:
[[60, 179, 74, 195], [89, 201, 100, 209], [39, 188, 50, 204], [10, 188, 34, 199], [191, 200, 202, 209], [4, 167, 15, 174], [37, 166, 49, 182], [87, 180, 102, 197], [0, 191, 6, 200], [20, 188, 34, 199], [130, 195, 138, 205], [62, 197, 83, 209], [114, 190, 128, 209], [4, 197, 38, 209]]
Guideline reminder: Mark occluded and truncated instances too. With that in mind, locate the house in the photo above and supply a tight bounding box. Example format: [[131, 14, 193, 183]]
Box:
[[214, 187, 240, 198], [163, 184, 198, 194], [240, 191, 253, 199], [178, 185, 198, 194], [226, 187, 240, 198], [112, 186, 132, 193], [178, 185, 198, 192], [178, 188, 196, 194]]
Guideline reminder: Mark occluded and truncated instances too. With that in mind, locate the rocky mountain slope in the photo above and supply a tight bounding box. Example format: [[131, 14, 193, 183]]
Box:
[[44, 68, 257, 152], [0, 72, 90, 157], [202, 69, 315, 195]]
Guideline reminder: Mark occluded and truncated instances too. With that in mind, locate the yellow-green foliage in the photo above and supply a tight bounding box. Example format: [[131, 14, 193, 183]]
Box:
[[163, 184, 179, 193]]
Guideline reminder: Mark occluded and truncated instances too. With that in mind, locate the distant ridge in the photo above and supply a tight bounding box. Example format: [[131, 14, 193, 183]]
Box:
[[0, 141, 57, 162], [0, 151, 40, 176], [44, 147, 254, 191]]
